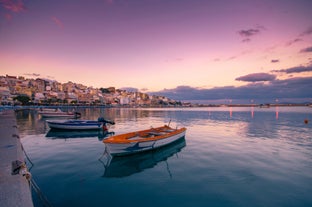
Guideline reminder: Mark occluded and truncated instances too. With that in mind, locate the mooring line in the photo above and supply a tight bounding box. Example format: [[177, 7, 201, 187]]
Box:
[[21, 143, 34, 166], [29, 178, 53, 207], [21, 143, 53, 207]]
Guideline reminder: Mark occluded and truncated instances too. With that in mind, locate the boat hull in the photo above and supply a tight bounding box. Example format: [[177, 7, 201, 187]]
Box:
[[103, 138, 186, 177], [46, 120, 103, 130], [41, 113, 77, 118], [39, 109, 81, 118], [104, 126, 186, 156]]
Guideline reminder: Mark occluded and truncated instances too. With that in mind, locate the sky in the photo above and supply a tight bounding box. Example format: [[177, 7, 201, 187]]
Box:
[[1, 0, 312, 103]]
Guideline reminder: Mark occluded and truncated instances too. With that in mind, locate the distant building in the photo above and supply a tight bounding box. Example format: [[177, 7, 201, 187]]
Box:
[[120, 95, 130, 105], [1, 74, 179, 107], [0, 87, 12, 104], [34, 93, 45, 103], [66, 92, 78, 103]]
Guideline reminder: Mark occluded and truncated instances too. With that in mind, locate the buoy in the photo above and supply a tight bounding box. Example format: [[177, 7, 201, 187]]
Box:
[[304, 119, 308, 124]]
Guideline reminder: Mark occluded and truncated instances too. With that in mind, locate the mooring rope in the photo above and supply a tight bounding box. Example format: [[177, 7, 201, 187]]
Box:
[[29, 177, 53, 207], [20, 144, 53, 207], [21, 143, 34, 166]]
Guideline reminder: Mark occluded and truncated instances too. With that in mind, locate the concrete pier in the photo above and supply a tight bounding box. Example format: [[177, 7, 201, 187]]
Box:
[[0, 110, 33, 207]]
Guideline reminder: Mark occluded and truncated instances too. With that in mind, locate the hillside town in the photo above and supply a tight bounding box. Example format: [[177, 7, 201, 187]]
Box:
[[0, 75, 184, 107]]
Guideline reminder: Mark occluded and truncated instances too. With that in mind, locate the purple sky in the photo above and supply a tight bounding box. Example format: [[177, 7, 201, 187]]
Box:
[[1, 0, 312, 102]]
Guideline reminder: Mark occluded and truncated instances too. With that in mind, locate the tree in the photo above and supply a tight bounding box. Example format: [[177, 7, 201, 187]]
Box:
[[13, 95, 31, 105], [100, 88, 110, 93]]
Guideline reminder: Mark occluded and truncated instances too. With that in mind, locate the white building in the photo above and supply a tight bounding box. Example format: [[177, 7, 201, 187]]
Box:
[[34, 93, 45, 103], [0, 87, 12, 104], [120, 95, 130, 105]]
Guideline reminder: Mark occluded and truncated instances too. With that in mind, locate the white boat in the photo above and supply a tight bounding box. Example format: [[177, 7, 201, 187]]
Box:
[[46, 118, 115, 130], [259, 104, 270, 108], [39, 108, 81, 118], [37, 108, 58, 113], [103, 125, 186, 156], [101, 138, 186, 177]]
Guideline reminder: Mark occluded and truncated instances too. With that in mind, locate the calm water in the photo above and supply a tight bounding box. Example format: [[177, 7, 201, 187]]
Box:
[[17, 107, 312, 207]]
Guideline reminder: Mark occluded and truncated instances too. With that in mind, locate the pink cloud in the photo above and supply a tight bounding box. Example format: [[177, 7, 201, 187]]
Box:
[[238, 25, 265, 43], [4, 13, 12, 20], [227, 56, 237, 61], [300, 46, 312, 53], [300, 26, 312, 37], [271, 59, 279, 63], [23, 73, 41, 77], [285, 38, 302, 46], [0, 0, 26, 12], [51, 16, 64, 29]]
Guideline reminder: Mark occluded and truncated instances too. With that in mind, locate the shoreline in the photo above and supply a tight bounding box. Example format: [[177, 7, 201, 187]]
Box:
[[1, 103, 311, 111]]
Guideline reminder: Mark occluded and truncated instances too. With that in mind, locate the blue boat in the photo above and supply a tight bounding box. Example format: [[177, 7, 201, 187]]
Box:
[[46, 117, 115, 130], [46, 129, 114, 139]]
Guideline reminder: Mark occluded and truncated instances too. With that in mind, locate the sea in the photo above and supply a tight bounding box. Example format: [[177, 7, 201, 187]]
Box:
[[16, 106, 312, 207]]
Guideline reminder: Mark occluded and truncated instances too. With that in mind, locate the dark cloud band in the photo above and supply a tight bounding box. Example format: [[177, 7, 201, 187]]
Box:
[[152, 76, 312, 101], [300, 46, 312, 53], [271, 65, 312, 74], [235, 73, 276, 82]]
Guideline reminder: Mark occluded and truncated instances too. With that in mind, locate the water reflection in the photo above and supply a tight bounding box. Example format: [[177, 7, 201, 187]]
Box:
[[15, 110, 47, 135], [16, 107, 311, 139], [251, 106, 254, 118], [17, 107, 312, 207], [100, 137, 186, 178], [276, 106, 279, 120], [46, 129, 114, 140]]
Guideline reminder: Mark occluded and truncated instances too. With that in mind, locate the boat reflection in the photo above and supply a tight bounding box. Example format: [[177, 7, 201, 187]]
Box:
[[46, 129, 114, 140], [100, 137, 186, 178]]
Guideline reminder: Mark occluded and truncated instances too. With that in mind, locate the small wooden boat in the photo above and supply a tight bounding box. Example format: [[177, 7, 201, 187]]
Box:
[[103, 125, 186, 156], [46, 118, 115, 130]]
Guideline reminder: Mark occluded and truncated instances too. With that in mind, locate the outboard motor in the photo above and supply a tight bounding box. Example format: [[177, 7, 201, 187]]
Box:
[[98, 117, 115, 125], [98, 117, 106, 123], [98, 117, 115, 131], [74, 112, 81, 118]]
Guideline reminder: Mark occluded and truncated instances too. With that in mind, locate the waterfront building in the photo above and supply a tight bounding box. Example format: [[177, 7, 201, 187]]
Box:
[[34, 93, 45, 104], [0, 86, 12, 104], [1, 74, 181, 107]]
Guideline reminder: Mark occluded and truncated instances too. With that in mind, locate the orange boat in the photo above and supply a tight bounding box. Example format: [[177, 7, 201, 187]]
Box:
[[103, 125, 186, 156]]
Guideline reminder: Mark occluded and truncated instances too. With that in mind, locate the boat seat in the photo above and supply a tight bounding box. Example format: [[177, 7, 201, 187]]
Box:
[[162, 129, 175, 132], [148, 132, 166, 136]]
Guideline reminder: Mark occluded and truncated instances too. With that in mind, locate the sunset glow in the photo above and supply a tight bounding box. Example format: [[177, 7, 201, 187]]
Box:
[[1, 0, 311, 102]]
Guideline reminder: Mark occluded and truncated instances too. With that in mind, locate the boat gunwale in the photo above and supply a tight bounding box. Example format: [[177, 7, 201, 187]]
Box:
[[46, 120, 101, 126], [103, 125, 186, 144]]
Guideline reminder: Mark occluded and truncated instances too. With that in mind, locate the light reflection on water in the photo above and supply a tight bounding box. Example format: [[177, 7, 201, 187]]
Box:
[[17, 107, 312, 207]]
